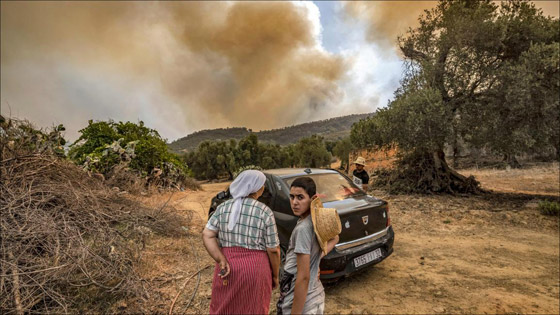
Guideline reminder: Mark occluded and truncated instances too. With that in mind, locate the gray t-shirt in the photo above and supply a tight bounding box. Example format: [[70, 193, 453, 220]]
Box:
[[281, 215, 325, 314]]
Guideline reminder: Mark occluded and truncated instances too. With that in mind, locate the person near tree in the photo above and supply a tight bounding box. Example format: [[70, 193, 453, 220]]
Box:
[[352, 156, 369, 191], [277, 177, 340, 315]]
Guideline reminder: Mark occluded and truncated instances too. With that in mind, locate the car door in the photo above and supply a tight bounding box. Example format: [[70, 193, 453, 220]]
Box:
[[268, 175, 298, 249], [257, 174, 276, 209]]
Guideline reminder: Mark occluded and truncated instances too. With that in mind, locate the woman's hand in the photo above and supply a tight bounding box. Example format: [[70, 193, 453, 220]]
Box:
[[218, 258, 230, 278], [266, 246, 280, 289], [202, 228, 231, 278]]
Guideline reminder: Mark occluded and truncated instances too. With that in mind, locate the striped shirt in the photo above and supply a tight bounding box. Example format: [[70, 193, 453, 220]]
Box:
[[206, 198, 279, 250]]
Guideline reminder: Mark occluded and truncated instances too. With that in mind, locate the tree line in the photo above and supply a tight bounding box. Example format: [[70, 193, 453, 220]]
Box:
[[184, 134, 352, 180]]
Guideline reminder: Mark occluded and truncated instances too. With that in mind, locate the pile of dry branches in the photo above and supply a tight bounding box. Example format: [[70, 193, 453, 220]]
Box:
[[1, 118, 189, 313], [105, 163, 149, 195]]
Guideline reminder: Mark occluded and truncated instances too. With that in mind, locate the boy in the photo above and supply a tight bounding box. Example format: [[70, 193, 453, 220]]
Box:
[[277, 177, 339, 314]]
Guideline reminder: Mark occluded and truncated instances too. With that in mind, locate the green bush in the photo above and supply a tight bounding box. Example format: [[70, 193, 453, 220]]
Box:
[[69, 120, 194, 189], [538, 201, 560, 216]]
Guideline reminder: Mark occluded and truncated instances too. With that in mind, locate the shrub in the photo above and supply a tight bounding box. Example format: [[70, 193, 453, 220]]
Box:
[[538, 201, 560, 216], [69, 120, 197, 190]]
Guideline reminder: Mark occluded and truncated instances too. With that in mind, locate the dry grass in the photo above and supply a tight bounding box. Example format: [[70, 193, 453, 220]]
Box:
[[121, 191, 218, 314], [460, 162, 559, 196]]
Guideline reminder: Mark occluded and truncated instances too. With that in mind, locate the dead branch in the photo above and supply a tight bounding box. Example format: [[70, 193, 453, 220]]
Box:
[[168, 265, 211, 315], [8, 251, 23, 315]]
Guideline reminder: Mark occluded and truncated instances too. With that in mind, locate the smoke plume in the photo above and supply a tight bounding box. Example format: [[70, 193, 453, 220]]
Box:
[[343, 1, 558, 49], [1, 2, 345, 140], [343, 1, 437, 49]]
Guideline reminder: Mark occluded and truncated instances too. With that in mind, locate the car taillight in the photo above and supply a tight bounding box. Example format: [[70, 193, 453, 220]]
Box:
[[386, 205, 391, 227], [320, 269, 335, 275]]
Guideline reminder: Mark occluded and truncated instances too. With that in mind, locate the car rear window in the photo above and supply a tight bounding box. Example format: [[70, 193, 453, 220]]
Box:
[[283, 173, 365, 202]]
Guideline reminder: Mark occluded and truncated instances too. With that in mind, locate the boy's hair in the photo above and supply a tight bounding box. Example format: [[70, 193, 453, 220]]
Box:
[[290, 177, 316, 198]]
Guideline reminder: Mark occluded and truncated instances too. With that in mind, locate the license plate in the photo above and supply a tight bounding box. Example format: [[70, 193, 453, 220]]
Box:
[[354, 248, 383, 268]]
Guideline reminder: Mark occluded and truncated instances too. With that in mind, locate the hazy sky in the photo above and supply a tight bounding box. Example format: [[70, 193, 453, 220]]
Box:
[[1, 1, 558, 142]]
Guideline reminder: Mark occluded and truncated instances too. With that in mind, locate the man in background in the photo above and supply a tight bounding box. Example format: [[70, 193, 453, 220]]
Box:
[[352, 157, 369, 191]]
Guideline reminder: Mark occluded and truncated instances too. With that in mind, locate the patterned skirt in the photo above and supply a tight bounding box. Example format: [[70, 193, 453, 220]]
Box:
[[209, 247, 272, 314]]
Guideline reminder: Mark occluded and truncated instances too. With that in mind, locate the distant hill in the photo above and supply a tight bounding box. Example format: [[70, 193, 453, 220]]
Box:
[[168, 113, 373, 153]]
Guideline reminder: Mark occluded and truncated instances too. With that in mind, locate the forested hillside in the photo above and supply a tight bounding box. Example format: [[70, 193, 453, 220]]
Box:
[[168, 113, 372, 152]]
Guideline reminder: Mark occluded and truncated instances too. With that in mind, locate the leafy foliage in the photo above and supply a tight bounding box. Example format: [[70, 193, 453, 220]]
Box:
[[332, 137, 354, 171], [397, 0, 558, 164], [469, 42, 560, 161], [538, 200, 560, 216], [352, 87, 450, 154], [293, 135, 332, 168], [1, 116, 191, 314], [69, 120, 193, 189]]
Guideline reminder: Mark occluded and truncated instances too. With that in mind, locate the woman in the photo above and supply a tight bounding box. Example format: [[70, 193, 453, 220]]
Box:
[[277, 177, 339, 315], [202, 170, 280, 314]]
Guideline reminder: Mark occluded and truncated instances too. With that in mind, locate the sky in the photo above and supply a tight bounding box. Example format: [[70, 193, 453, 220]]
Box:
[[1, 1, 558, 142]]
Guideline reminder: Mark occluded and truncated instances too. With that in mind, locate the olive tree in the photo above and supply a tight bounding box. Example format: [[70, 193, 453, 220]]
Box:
[[351, 0, 558, 193]]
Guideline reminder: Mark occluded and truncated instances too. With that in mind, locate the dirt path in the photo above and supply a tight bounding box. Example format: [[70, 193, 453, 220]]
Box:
[[325, 207, 559, 314], [136, 165, 559, 314]]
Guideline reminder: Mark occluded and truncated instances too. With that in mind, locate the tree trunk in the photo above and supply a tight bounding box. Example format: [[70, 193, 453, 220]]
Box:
[[503, 154, 521, 168], [373, 150, 481, 194], [452, 130, 459, 169]]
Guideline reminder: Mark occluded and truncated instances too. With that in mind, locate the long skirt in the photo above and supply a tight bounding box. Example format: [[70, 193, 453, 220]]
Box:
[[209, 247, 272, 314]]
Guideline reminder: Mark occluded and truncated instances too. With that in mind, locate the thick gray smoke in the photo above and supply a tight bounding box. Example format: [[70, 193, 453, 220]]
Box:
[[1, 2, 345, 140]]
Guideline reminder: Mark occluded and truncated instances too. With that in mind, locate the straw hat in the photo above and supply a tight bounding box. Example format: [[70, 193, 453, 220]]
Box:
[[310, 197, 342, 255], [353, 156, 366, 166]]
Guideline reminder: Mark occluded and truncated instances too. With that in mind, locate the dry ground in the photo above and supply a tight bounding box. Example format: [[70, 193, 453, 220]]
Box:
[[129, 163, 559, 314]]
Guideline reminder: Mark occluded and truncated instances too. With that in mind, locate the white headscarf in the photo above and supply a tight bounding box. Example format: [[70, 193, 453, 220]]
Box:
[[227, 170, 266, 231]]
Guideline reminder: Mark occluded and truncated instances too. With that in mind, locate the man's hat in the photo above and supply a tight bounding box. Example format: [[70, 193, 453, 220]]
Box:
[[353, 156, 366, 166], [310, 197, 341, 255]]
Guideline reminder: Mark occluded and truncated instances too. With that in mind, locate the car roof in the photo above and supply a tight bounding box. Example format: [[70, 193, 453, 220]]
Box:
[[263, 168, 339, 179]]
